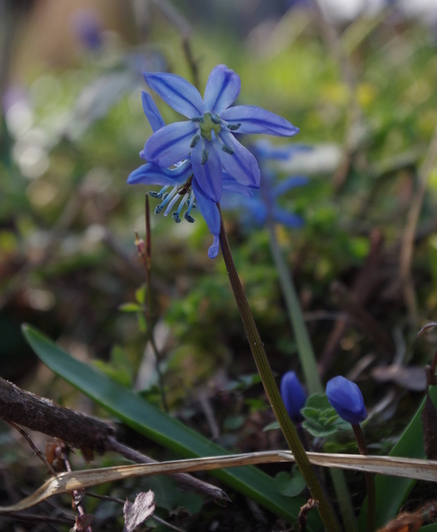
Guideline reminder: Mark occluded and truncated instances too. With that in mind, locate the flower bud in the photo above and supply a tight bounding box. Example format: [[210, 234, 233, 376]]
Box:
[[326, 376, 367, 425], [280, 371, 307, 422]]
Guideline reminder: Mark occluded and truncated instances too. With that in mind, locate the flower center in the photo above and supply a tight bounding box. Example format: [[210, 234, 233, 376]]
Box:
[[198, 112, 221, 141]]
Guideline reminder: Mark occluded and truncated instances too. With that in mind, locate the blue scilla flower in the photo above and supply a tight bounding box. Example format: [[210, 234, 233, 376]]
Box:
[[280, 371, 307, 423], [128, 92, 254, 259], [222, 140, 310, 229], [142, 64, 298, 200], [326, 376, 367, 425]]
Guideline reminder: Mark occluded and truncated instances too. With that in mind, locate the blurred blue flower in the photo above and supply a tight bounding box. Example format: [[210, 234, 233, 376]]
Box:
[[142, 64, 298, 201], [280, 371, 307, 422], [71, 9, 103, 51], [222, 140, 310, 229], [326, 376, 367, 425], [128, 92, 254, 259]]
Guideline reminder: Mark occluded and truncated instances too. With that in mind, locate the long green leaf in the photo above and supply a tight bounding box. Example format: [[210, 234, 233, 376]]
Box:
[[22, 324, 322, 530], [358, 386, 437, 530]]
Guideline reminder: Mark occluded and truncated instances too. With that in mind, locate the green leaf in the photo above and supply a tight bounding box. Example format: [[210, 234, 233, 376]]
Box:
[[118, 303, 144, 313], [301, 393, 349, 438], [137, 313, 147, 334], [358, 385, 437, 530], [22, 324, 322, 531], [302, 420, 338, 438], [263, 421, 280, 432], [306, 393, 332, 409], [135, 285, 147, 305], [274, 469, 306, 498]]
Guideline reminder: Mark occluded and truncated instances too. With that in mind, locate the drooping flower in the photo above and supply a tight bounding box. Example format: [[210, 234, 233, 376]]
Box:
[[128, 92, 254, 258], [326, 376, 367, 425], [222, 140, 311, 229], [280, 371, 307, 423]]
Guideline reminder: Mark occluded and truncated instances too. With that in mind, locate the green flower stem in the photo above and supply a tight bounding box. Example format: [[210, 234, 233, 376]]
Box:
[[267, 222, 357, 532], [218, 208, 341, 532], [352, 424, 375, 532]]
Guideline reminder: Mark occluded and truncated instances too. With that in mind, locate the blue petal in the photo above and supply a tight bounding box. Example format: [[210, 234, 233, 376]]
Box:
[[204, 65, 241, 114], [144, 72, 204, 118], [272, 176, 309, 198], [217, 131, 260, 188], [127, 160, 192, 186], [223, 173, 254, 197], [192, 179, 221, 237], [273, 208, 305, 228], [142, 91, 165, 132], [208, 235, 220, 259], [144, 121, 198, 167], [220, 105, 299, 137], [191, 139, 223, 202]]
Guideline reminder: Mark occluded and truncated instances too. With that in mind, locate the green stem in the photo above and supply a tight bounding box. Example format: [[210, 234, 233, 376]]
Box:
[[218, 208, 340, 532], [268, 222, 357, 532], [352, 424, 375, 532]]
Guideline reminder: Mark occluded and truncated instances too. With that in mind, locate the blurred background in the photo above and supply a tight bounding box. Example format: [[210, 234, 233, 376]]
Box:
[[1, 0, 437, 529]]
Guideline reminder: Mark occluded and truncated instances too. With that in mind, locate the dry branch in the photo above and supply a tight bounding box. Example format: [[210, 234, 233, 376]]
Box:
[[0, 377, 114, 452]]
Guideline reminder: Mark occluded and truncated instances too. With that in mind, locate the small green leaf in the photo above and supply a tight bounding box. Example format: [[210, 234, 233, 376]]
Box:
[[138, 313, 147, 334], [306, 393, 332, 410], [274, 469, 306, 498], [136, 285, 147, 305], [301, 407, 320, 419], [263, 421, 280, 432], [302, 420, 338, 438], [301, 393, 347, 438], [118, 303, 143, 313]]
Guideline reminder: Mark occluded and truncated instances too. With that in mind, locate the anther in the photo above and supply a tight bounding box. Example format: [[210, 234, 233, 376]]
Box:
[[190, 134, 201, 148]]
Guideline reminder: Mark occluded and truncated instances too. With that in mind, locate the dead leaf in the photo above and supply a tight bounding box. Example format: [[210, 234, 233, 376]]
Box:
[[2, 452, 437, 514], [417, 322, 437, 338], [377, 500, 437, 531], [123, 491, 155, 532], [372, 365, 426, 391]]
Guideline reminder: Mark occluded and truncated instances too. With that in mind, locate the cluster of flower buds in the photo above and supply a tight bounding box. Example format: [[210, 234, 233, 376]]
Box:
[[280, 372, 367, 426]]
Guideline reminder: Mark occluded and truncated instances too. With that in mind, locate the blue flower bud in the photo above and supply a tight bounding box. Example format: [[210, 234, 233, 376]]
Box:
[[326, 376, 367, 425], [280, 371, 307, 423]]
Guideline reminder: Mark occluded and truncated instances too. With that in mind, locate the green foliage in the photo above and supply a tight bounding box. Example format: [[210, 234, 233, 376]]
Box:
[[301, 393, 350, 438]]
